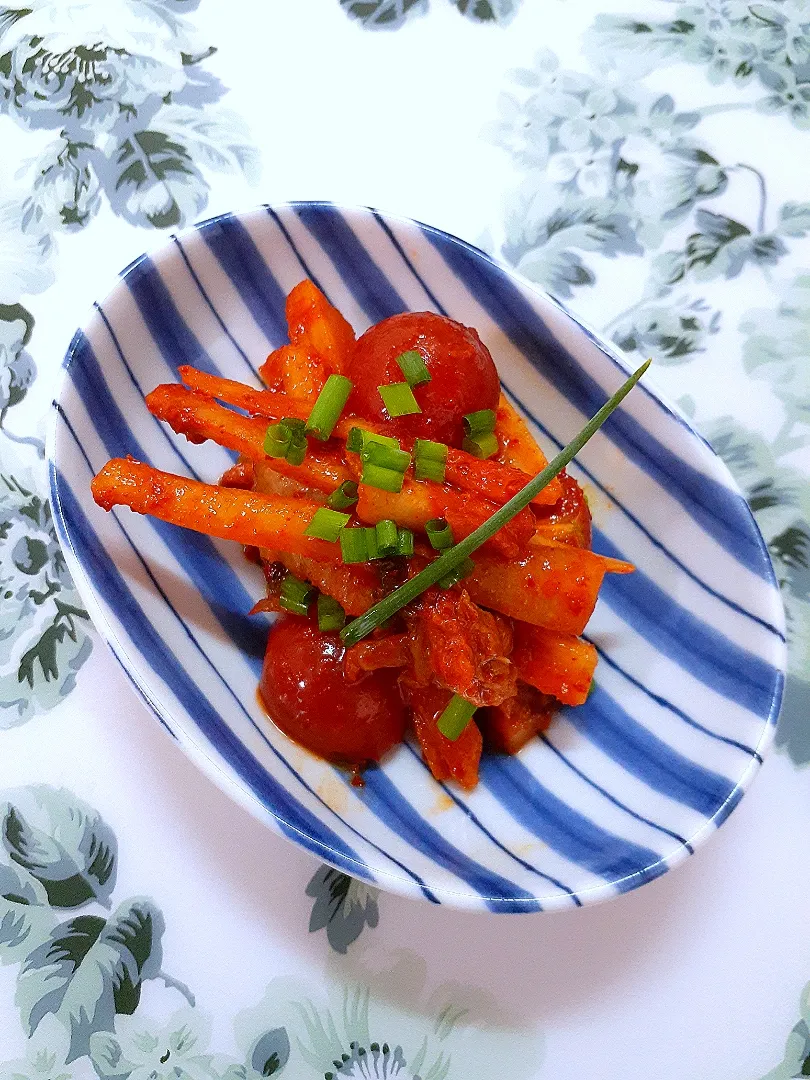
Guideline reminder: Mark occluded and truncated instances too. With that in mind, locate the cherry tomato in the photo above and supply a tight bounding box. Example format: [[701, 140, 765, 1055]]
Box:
[[259, 615, 406, 766], [347, 312, 500, 446]]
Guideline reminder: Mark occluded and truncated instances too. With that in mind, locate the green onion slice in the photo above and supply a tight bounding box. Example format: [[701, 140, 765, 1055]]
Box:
[[462, 432, 499, 460], [279, 573, 315, 616], [425, 517, 454, 551], [414, 439, 448, 483], [396, 527, 414, 557], [360, 462, 406, 493], [463, 409, 497, 437], [264, 423, 291, 459], [305, 375, 354, 440], [327, 480, 359, 510], [304, 507, 351, 543], [361, 440, 411, 474], [339, 528, 370, 565], [284, 438, 308, 466], [347, 428, 399, 454], [317, 594, 346, 631], [378, 382, 422, 418], [341, 359, 651, 646], [437, 694, 477, 741], [375, 519, 399, 556], [396, 350, 431, 387]]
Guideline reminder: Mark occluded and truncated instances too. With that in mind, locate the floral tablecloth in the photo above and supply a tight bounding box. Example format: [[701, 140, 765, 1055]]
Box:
[[2, 2, 809, 1077]]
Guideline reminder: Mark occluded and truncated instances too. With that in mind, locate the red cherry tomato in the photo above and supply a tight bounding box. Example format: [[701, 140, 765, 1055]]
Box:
[[347, 312, 500, 447], [259, 615, 406, 766]]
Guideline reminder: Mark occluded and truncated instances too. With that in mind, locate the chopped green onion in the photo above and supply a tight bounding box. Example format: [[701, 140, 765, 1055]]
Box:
[[317, 594, 346, 631], [414, 439, 448, 483], [279, 573, 315, 616], [463, 409, 497, 438], [341, 359, 651, 646], [396, 350, 431, 387], [305, 374, 354, 440], [339, 528, 370, 564], [463, 432, 499, 460], [425, 517, 454, 551], [282, 417, 307, 437], [361, 440, 411, 474], [347, 428, 399, 454], [365, 527, 381, 561], [264, 423, 291, 459], [375, 519, 399, 556], [327, 480, 359, 510], [396, 527, 414, 557], [264, 418, 308, 465], [346, 427, 365, 453], [438, 556, 475, 589], [378, 382, 422, 418], [304, 507, 351, 543], [285, 437, 308, 466], [360, 463, 406, 493], [437, 694, 477, 741]]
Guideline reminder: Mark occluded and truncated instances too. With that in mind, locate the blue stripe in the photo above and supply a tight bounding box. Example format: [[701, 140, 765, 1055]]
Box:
[[539, 732, 694, 853], [595, 531, 778, 716], [565, 685, 735, 817], [170, 235, 256, 377], [52, 416, 441, 904], [591, 644, 761, 762], [479, 755, 667, 890], [264, 206, 330, 299], [420, 222, 773, 582], [51, 477, 375, 881], [197, 213, 287, 344], [401, 744, 580, 904], [294, 202, 407, 321], [357, 767, 541, 911], [124, 255, 217, 376]]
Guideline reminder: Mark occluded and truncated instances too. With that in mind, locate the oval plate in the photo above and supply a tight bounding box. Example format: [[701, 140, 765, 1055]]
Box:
[[48, 203, 786, 912]]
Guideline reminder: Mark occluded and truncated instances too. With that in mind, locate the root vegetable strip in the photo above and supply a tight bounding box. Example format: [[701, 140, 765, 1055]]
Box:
[[92, 458, 343, 561]]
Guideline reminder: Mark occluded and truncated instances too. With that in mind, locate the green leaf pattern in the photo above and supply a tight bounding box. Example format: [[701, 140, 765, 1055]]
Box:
[[488, 6, 810, 774], [0, 0, 259, 728]]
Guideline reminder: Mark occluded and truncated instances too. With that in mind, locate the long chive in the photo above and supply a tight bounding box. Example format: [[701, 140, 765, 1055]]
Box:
[[379, 382, 422, 417], [327, 480, 359, 510], [304, 507, 351, 543], [438, 556, 475, 589], [414, 438, 448, 483], [341, 359, 651, 646], [437, 694, 477, 740], [396, 350, 432, 387], [279, 573, 315, 616], [462, 432, 499, 459], [306, 374, 354, 440], [425, 517, 454, 551], [317, 594, 346, 631]]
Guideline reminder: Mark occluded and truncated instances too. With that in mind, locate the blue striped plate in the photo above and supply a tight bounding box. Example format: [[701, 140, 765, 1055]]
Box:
[[48, 203, 786, 912]]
